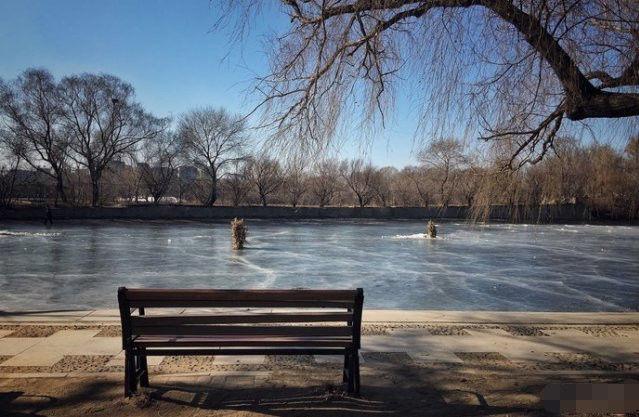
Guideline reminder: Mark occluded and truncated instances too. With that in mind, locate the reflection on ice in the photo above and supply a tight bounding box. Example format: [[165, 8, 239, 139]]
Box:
[[0, 220, 637, 312]]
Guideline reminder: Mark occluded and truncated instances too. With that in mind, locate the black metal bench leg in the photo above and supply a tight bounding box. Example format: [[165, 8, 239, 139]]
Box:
[[125, 349, 138, 396], [346, 351, 356, 394], [342, 352, 350, 385], [353, 351, 360, 395], [124, 350, 134, 397], [138, 349, 149, 387]]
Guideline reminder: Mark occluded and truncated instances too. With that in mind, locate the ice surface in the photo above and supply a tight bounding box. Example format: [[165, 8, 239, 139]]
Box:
[[0, 220, 637, 311]]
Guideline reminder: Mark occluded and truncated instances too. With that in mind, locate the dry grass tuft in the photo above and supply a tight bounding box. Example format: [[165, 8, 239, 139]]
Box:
[[231, 217, 247, 249], [426, 220, 437, 238]]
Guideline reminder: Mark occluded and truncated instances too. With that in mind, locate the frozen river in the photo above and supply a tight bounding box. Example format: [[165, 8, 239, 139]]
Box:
[[0, 220, 637, 312]]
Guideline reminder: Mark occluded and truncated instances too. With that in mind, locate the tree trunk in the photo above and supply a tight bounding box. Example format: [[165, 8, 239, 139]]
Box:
[[261, 194, 267, 207], [208, 174, 217, 207], [2, 164, 19, 208], [90, 171, 102, 207], [55, 174, 67, 206]]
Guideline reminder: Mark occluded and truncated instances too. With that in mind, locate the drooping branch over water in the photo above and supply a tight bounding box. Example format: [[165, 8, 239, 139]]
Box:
[[215, 0, 639, 166]]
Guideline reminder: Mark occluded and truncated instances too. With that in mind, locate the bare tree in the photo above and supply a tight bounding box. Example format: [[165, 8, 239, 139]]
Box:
[[402, 166, 431, 207], [178, 107, 248, 206], [536, 136, 588, 205], [340, 159, 375, 207], [0, 147, 21, 207], [223, 160, 251, 206], [625, 135, 639, 218], [247, 155, 284, 206], [457, 164, 483, 207], [0, 69, 69, 203], [309, 159, 341, 207], [418, 138, 467, 207], [370, 166, 395, 207], [60, 73, 164, 206], [282, 160, 308, 207], [138, 131, 179, 205], [218, 1, 639, 166], [584, 143, 627, 217]]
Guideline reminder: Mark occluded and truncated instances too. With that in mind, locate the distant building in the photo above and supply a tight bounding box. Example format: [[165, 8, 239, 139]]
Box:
[[108, 160, 127, 172], [178, 165, 199, 182], [11, 169, 51, 199]]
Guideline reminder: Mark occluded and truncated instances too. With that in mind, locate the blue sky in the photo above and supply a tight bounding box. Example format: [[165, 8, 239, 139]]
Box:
[[0, 0, 419, 167]]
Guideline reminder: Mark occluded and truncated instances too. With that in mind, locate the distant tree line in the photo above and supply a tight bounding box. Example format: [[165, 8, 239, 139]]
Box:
[[1, 68, 638, 221]]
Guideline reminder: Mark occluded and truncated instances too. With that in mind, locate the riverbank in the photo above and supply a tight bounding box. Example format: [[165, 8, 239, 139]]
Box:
[[0, 203, 621, 223], [1, 310, 637, 416]]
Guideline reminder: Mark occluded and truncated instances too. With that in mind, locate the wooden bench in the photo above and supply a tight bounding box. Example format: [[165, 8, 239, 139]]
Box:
[[117, 287, 364, 397]]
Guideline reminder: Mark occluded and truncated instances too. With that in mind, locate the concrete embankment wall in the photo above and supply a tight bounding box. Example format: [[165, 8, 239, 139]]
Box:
[[0, 203, 598, 223]]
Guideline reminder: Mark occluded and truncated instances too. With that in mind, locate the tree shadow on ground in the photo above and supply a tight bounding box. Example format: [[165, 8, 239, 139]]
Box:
[[0, 390, 57, 417], [149, 382, 537, 417], [148, 363, 549, 417], [0, 362, 570, 417]]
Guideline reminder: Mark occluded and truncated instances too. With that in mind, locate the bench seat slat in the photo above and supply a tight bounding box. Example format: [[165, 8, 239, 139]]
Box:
[[130, 312, 353, 326], [133, 336, 353, 348], [129, 300, 353, 308], [137, 348, 348, 356], [132, 325, 353, 337], [125, 289, 357, 302]]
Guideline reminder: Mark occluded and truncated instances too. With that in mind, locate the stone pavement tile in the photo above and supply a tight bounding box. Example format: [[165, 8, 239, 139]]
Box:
[[223, 375, 256, 388], [314, 355, 343, 364], [0, 338, 42, 356], [465, 328, 512, 337], [265, 355, 315, 366], [1, 350, 64, 367], [409, 351, 464, 363], [389, 328, 433, 336], [614, 330, 639, 339], [500, 349, 564, 363], [0, 330, 14, 338], [0, 372, 68, 378], [105, 351, 165, 367], [212, 355, 265, 365], [0, 330, 121, 366], [540, 335, 639, 362], [542, 329, 591, 337], [363, 333, 639, 364], [0, 378, 14, 387], [361, 352, 412, 364]]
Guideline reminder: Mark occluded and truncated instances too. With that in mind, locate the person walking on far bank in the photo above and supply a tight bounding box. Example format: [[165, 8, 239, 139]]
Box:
[[44, 205, 53, 227]]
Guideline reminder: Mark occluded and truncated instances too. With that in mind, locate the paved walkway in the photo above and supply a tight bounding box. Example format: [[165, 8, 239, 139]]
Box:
[[0, 310, 637, 377]]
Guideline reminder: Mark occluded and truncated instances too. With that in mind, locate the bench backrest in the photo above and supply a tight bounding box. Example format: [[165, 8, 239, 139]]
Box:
[[117, 287, 364, 349]]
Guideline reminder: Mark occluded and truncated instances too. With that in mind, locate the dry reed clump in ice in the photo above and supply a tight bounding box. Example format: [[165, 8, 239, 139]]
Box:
[[426, 220, 437, 238], [231, 218, 247, 250]]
